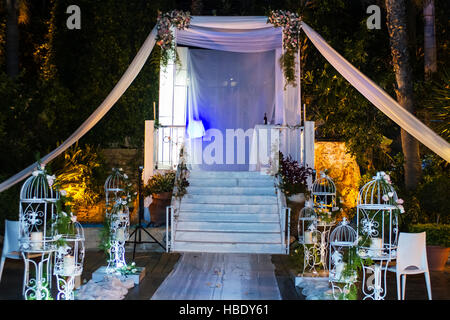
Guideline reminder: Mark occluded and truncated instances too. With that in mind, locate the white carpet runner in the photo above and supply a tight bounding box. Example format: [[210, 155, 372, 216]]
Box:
[[151, 253, 281, 300]]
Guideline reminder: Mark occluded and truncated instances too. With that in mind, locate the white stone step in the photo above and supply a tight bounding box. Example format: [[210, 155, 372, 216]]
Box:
[[182, 194, 277, 205], [177, 212, 279, 223], [179, 203, 278, 213], [187, 186, 275, 196], [189, 171, 272, 179], [172, 242, 285, 254], [176, 221, 281, 233], [188, 178, 274, 187], [175, 231, 281, 244]]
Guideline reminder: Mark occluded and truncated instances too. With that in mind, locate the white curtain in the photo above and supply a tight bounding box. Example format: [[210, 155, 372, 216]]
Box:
[[301, 22, 450, 162], [187, 49, 276, 171]]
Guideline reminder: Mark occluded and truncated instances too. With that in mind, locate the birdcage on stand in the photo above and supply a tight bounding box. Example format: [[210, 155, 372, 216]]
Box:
[[18, 165, 58, 300], [310, 171, 338, 272], [298, 205, 322, 274], [356, 171, 403, 300], [104, 168, 130, 273], [329, 217, 358, 299], [53, 221, 85, 300]]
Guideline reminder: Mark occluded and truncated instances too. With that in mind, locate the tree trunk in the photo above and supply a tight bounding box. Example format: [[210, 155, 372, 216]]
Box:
[[423, 0, 437, 80], [6, 0, 19, 78], [385, 0, 422, 190]]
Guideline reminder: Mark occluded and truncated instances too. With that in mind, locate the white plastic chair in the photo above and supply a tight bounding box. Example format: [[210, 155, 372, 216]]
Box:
[[0, 220, 23, 287], [388, 232, 432, 300]]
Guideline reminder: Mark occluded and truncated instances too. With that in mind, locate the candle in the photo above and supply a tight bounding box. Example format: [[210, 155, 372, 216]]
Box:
[[30, 232, 43, 250], [116, 229, 125, 242], [370, 237, 383, 256], [304, 231, 316, 244], [335, 262, 347, 280], [63, 255, 75, 275]]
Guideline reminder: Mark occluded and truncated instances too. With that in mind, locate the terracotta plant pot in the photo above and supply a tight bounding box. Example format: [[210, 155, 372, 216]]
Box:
[[426, 246, 450, 271], [149, 192, 173, 226]]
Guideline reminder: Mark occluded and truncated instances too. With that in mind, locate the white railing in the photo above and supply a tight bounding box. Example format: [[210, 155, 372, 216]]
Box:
[[276, 175, 291, 255], [155, 125, 186, 170], [165, 205, 174, 252]]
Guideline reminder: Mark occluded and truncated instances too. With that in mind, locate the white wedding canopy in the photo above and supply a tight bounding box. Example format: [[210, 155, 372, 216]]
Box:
[[0, 16, 449, 191]]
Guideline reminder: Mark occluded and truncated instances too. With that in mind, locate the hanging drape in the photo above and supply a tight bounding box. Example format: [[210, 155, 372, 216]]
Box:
[[301, 22, 450, 162], [0, 16, 448, 192], [0, 27, 158, 193]]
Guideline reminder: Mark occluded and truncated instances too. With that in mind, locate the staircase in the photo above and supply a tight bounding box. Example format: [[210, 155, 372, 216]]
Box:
[[170, 170, 287, 254]]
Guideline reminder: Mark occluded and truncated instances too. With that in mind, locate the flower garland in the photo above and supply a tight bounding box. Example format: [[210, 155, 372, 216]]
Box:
[[156, 10, 191, 67], [267, 10, 302, 87], [375, 171, 405, 213]]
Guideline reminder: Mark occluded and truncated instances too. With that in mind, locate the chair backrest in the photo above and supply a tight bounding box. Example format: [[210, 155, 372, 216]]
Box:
[[3, 220, 20, 255], [397, 232, 428, 272]]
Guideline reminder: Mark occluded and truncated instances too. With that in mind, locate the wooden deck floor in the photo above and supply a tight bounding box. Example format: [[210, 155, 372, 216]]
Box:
[[0, 250, 448, 300]]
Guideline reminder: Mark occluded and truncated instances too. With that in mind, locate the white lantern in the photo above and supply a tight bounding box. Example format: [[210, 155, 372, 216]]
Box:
[[104, 168, 129, 207], [356, 171, 400, 259], [311, 171, 337, 218], [328, 218, 358, 299], [53, 222, 85, 300]]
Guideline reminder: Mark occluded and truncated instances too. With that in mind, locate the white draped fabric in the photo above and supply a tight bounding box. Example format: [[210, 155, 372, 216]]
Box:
[[0, 16, 448, 192], [301, 22, 450, 162]]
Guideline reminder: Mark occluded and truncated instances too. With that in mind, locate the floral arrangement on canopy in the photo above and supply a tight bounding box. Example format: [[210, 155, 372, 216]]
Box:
[[267, 10, 303, 87], [156, 10, 191, 67], [375, 171, 405, 213]]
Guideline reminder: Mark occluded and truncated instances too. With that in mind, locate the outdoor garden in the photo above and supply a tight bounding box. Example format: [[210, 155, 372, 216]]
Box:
[[0, 0, 448, 303]]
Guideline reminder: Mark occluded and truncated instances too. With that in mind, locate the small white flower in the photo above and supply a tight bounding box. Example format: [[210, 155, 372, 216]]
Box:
[[61, 211, 67, 217], [54, 234, 62, 240], [131, 262, 136, 266], [388, 192, 394, 198], [397, 205, 405, 213], [32, 170, 39, 177], [122, 200, 127, 205], [332, 207, 339, 212], [382, 194, 389, 202], [60, 190, 67, 196], [124, 174, 128, 179], [396, 198, 404, 205], [40, 164, 46, 170]]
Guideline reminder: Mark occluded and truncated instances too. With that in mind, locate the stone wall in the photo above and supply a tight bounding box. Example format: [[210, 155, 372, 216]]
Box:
[[314, 141, 361, 215]]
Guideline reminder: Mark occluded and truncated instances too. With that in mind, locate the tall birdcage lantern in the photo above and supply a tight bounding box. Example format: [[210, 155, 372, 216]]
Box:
[[356, 171, 401, 260], [19, 166, 59, 252], [311, 171, 337, 221], [106, 199, 130, 272], [297, 205, 322, 274], [53, 221, 85, 300], [105, 168, 128, 207], [19, 165, 59, 300], [329, 218, 358, 299]]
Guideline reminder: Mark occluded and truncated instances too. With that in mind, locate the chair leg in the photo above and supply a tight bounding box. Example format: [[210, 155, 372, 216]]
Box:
[[401, 274, 407, 300], [424, 272, 432, 300], [396, 273, 401, 300], [0, 256, 6, 284]]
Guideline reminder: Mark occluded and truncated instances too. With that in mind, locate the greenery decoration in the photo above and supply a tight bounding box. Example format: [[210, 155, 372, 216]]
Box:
[[276, 151, 313, 197], [267, 10, 302, 87], [115, 262, 139, 276], [156, 10, 191, 68]]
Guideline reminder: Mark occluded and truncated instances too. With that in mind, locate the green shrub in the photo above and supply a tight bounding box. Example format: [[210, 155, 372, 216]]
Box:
[[409, 224, 450, 248]]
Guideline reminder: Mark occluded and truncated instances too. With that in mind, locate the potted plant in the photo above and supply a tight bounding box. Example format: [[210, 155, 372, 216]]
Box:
[[276, 152, 314, 238], [409, 224, 450, 271], [144, 171, 176, 226], [411, 170, 450, 271]]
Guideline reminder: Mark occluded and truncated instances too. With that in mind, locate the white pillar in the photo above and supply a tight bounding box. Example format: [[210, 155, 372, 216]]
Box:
[[304, 121, 315, 170], [144, 120, 155, 185]]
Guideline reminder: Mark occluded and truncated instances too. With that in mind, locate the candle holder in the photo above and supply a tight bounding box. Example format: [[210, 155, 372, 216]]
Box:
[[53, 222, 85, 300], [19, 165, 59, 300], [298, 206, 322, 274], [328, 218, 358, 299]]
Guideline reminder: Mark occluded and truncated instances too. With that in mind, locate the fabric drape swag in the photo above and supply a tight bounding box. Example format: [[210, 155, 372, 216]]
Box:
[[0, 16, 448, 191]]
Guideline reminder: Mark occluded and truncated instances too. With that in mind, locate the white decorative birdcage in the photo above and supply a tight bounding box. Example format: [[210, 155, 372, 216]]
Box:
[[19, 166, 59, 252], [104, 168, 129, 207], [311, 172, 337, 223], [298, 206, 318, 245], [105, 199, 130, 273], [54, 222, 85, 300], [356, 171, 401, 260]]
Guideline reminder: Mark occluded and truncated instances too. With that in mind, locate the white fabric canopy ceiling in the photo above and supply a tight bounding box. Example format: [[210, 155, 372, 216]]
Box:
[[0, 16, 448, 192]]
